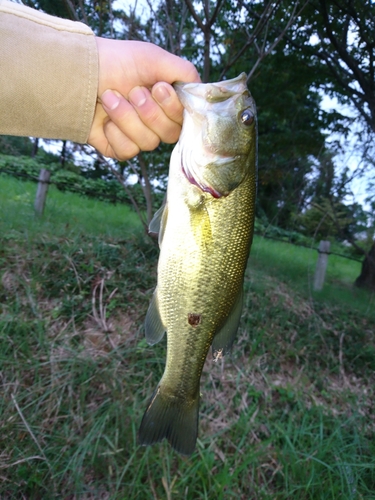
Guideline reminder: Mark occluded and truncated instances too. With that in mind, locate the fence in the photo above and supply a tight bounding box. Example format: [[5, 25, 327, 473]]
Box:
[[0, 161, 148, 209], [1, 165, 365, 290], [313, 240, 330, 291], [252, 232, 363, 291], [34, 168, 50, 215]]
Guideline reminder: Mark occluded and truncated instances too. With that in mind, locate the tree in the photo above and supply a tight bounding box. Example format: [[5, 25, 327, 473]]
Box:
[[290, 0, 375, 286], [250, 45, 329, 228], [23, 0, 119, 36], [355, 242, 375, 291], [308, 0, 375, 132]]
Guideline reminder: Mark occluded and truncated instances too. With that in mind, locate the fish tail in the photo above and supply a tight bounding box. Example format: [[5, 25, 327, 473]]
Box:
[[138, 387, 199, 456]]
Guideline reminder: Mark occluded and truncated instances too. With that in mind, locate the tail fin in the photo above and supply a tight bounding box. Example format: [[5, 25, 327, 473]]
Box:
[[138, 387, 199, 456]]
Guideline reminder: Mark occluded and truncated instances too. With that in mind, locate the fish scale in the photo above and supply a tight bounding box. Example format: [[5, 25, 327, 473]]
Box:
[[138, 73, 257, 455]]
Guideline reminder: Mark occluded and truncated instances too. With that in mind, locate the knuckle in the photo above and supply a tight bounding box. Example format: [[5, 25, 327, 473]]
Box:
[[104, 121, 140, 161], [115, 143, 140, 161], [157, 124, 181, 144], [140, 105, 162, 126], [186, 62, 201, 82], [143, 135, 160, 151]]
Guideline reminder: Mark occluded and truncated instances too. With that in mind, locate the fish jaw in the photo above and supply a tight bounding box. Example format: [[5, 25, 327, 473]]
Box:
[[174, 73, 249, 110], [174, 73, 256, 198]]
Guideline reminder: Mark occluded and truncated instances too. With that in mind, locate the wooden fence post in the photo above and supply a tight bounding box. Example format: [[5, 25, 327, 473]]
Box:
[[34, 168, 50, 216], [313, 240, 331, 291]]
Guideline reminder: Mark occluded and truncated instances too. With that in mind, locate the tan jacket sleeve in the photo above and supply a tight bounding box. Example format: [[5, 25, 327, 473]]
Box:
[[0, 0, 98, 143]]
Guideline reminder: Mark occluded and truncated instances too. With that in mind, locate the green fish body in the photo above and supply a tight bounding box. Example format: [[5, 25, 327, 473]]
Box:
[[138, 73, 257, 455]]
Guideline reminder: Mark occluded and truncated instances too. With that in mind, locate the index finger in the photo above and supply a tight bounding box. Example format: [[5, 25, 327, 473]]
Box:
[[151, 82, 184, 125]]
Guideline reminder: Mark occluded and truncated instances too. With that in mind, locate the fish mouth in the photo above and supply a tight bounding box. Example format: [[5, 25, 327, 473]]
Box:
[[174, 73, 251, 198], [174, 73, 248, 110]]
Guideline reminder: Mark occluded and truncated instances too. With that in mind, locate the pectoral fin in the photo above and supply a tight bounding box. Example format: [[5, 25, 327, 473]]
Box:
[[145, 291, 165, 345], [149, 203, 168, 246], [212, 288, 243, 359], [191, 204, 213, 246]]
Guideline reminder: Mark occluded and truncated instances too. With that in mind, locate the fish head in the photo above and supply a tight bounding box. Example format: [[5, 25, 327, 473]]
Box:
[[174, 73, 257, 198]]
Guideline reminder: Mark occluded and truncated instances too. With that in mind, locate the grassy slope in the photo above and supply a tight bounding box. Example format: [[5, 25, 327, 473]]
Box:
[[0, 175, 374, 499]]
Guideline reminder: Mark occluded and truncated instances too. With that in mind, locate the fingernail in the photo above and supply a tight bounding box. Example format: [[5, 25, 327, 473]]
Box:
[[153, 84, 172, 104], [129, 87, 147, 107], [101, 90, 121, 110]]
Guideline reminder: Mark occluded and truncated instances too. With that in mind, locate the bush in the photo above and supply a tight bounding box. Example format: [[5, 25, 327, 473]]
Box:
[[0, 154, 143, 207]]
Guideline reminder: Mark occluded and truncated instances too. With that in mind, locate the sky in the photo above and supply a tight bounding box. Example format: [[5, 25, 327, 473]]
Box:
[[320, 94, 371, 209]]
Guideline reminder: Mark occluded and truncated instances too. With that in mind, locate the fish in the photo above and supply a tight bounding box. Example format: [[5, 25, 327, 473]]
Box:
[[138, 73, 257, 455]]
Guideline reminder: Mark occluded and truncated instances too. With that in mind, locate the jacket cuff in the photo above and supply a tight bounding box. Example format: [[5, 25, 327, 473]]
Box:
[[0, 0, 98, 143]]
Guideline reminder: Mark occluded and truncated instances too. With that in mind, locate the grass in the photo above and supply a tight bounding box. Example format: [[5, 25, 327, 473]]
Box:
[[0, 174, 141, 239], [251, 235, 374, 319], [1, 173, 375, 498]]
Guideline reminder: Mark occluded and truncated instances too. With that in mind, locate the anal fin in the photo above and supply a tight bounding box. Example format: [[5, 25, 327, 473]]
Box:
[[212, 288, 244, 359], [145, 291, 165, 345]]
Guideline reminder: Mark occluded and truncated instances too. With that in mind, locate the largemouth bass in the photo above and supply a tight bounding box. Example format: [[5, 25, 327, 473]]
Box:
[[138, 73, 257, 455]]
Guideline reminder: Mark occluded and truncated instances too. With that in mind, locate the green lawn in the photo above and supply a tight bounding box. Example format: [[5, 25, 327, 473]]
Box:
[[251, 235, 373, 318], [0, 174, 142, 238], [1, 174, 374, 498]]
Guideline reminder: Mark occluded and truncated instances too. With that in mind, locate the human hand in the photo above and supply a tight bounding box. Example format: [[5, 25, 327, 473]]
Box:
[[88, 39, 201, 159]]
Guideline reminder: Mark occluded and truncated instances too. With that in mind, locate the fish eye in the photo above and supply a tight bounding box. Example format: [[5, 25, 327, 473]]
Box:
[[240, 109, 254, 126]]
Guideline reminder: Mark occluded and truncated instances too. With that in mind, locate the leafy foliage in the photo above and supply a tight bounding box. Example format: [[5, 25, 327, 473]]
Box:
[[297, 198, 368, 242], [293, 0, 375, 133], [0, 135, 36, 156], [7, 0, 367, 235], [0, 154, 154, 209], [252, 47, 328, 228]]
